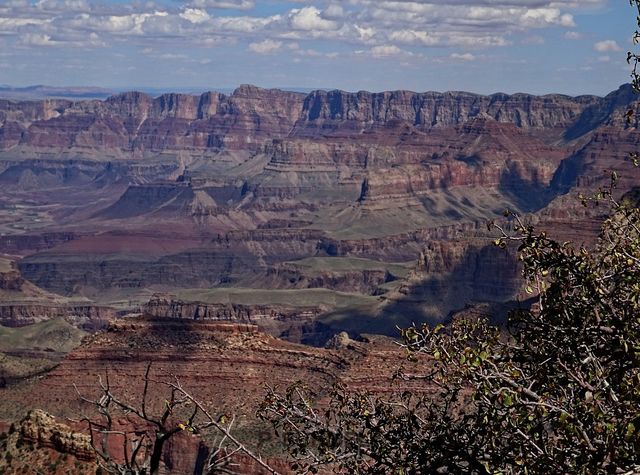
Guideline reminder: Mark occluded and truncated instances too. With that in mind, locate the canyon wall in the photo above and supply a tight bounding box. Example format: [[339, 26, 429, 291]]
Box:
[[0, 84, 632, 156]]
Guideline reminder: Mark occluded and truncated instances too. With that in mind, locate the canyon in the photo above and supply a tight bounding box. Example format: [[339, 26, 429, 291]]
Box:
[[0, 83, 639, 472], [2, 85, 637, 329]]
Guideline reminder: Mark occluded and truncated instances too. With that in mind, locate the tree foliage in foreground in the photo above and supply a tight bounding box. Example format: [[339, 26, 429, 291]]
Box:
[[259, 181, 640, 474], [630, 0, 640, 93]]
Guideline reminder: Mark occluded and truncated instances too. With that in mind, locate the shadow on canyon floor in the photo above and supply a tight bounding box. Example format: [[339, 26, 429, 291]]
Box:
[[311, 242, 527, 341]]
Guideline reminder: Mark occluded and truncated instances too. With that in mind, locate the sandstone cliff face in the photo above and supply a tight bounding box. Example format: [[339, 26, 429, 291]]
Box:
[[0, 318, 432, 472], [6, 319, 351, 432], [2, 84, 638, 333], [266, 265, 395, 295], [0, 304, 115, 328], [144, 294, 321, 325], [564, 84, 638, 139], [0, 84, 632, 156], [9, 409, 94, 460], [0, 410, 97, 475], [296, 88, 603, 134], [376, 237, 523, 327], [17, 222, 484, 294], [0, 86, 305, 153], [0, 269, 24, 291]]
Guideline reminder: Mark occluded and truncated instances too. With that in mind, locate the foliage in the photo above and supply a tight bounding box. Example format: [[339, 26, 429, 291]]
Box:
[[630, 0, 640, 92], [259, 177, 640, 474]]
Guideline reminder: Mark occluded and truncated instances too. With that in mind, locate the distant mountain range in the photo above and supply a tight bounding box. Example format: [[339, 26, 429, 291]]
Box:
[[0, 85, 115, 100], [0, 85, 322, 101]]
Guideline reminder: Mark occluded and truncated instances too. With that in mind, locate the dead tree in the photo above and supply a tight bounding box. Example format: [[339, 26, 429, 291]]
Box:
[[74, 364, 279, 475]]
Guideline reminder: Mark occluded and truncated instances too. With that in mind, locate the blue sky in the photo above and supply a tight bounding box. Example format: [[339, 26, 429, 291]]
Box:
[[0, 0, 634, 95]]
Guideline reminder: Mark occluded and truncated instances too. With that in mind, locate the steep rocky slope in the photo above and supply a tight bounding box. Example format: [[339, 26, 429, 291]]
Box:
[[0, 256, 115, 328], [0, 317, 434, 473], [0, 410, 97, 474]]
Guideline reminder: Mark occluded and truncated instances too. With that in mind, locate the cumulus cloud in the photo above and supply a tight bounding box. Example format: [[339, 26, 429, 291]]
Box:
[[593, 40, 621, 52], [20, 32, 58, 46], [389, 30, 438, 46], [0, 16, 51, 29], [323, 4, 345, 20], [289, 6, 339, 31], [249, 38, 283, 54], [0, 0, 618, 63], [564, 31, 582, 40], [180, 8, 210, 24]]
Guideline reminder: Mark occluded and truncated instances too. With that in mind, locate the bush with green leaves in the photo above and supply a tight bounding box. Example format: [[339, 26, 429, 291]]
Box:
[[259, 171, 640, 475]]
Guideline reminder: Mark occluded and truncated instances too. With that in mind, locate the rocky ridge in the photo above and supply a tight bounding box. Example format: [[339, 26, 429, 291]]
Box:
[[0, 318, 432, 471], [0, 410, 97, 474]]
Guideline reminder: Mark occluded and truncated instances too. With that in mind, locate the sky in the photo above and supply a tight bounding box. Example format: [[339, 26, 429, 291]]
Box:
[[0, 0, 635, 96]]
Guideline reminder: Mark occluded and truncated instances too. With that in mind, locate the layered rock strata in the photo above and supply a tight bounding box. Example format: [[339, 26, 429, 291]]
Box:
[[0, 83, 638, 335]]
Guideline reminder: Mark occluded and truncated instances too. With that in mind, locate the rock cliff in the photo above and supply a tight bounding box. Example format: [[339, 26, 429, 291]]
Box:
[[297, 88, 600, 134], [0, 84, 632, 156], [0, 85, 305, 154], [0, 410, 97, 474]]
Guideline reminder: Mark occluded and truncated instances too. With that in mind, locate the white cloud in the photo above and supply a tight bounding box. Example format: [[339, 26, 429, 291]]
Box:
[[450, 52, 476, 61], [0, 0, 619, 70], [520, 9, 574, 27], [180, 8, 211, 24], [0, 16, 51, 29], [593, 40, 621, 52], [66, 11, 170, 35], [40, 0, 89, 11], [564, 31, 582, 40], [20, 32, 58, 46], [188, 0, 254, 10], [355, 24, 377, 42], [389, 30, 439, 46], [370, 44, 402, 57], [289, 6, 339, 31], [248, 38, 282, 54], [212, 15, 276, 33], [323, 4, 345, 20]]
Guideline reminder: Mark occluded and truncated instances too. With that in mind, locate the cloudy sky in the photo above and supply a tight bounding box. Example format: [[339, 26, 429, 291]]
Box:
[[0, 0, 634, 95]]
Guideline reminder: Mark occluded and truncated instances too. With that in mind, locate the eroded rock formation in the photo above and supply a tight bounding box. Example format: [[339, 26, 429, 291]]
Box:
[[0, 83, 638, 337]]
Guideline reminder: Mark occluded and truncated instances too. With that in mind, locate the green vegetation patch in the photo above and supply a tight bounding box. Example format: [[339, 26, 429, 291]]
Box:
[[176, 287, 378, 310], [0, 318, 86, 354], [0, 258, 13, 273], [284, 257, 413, 277]]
